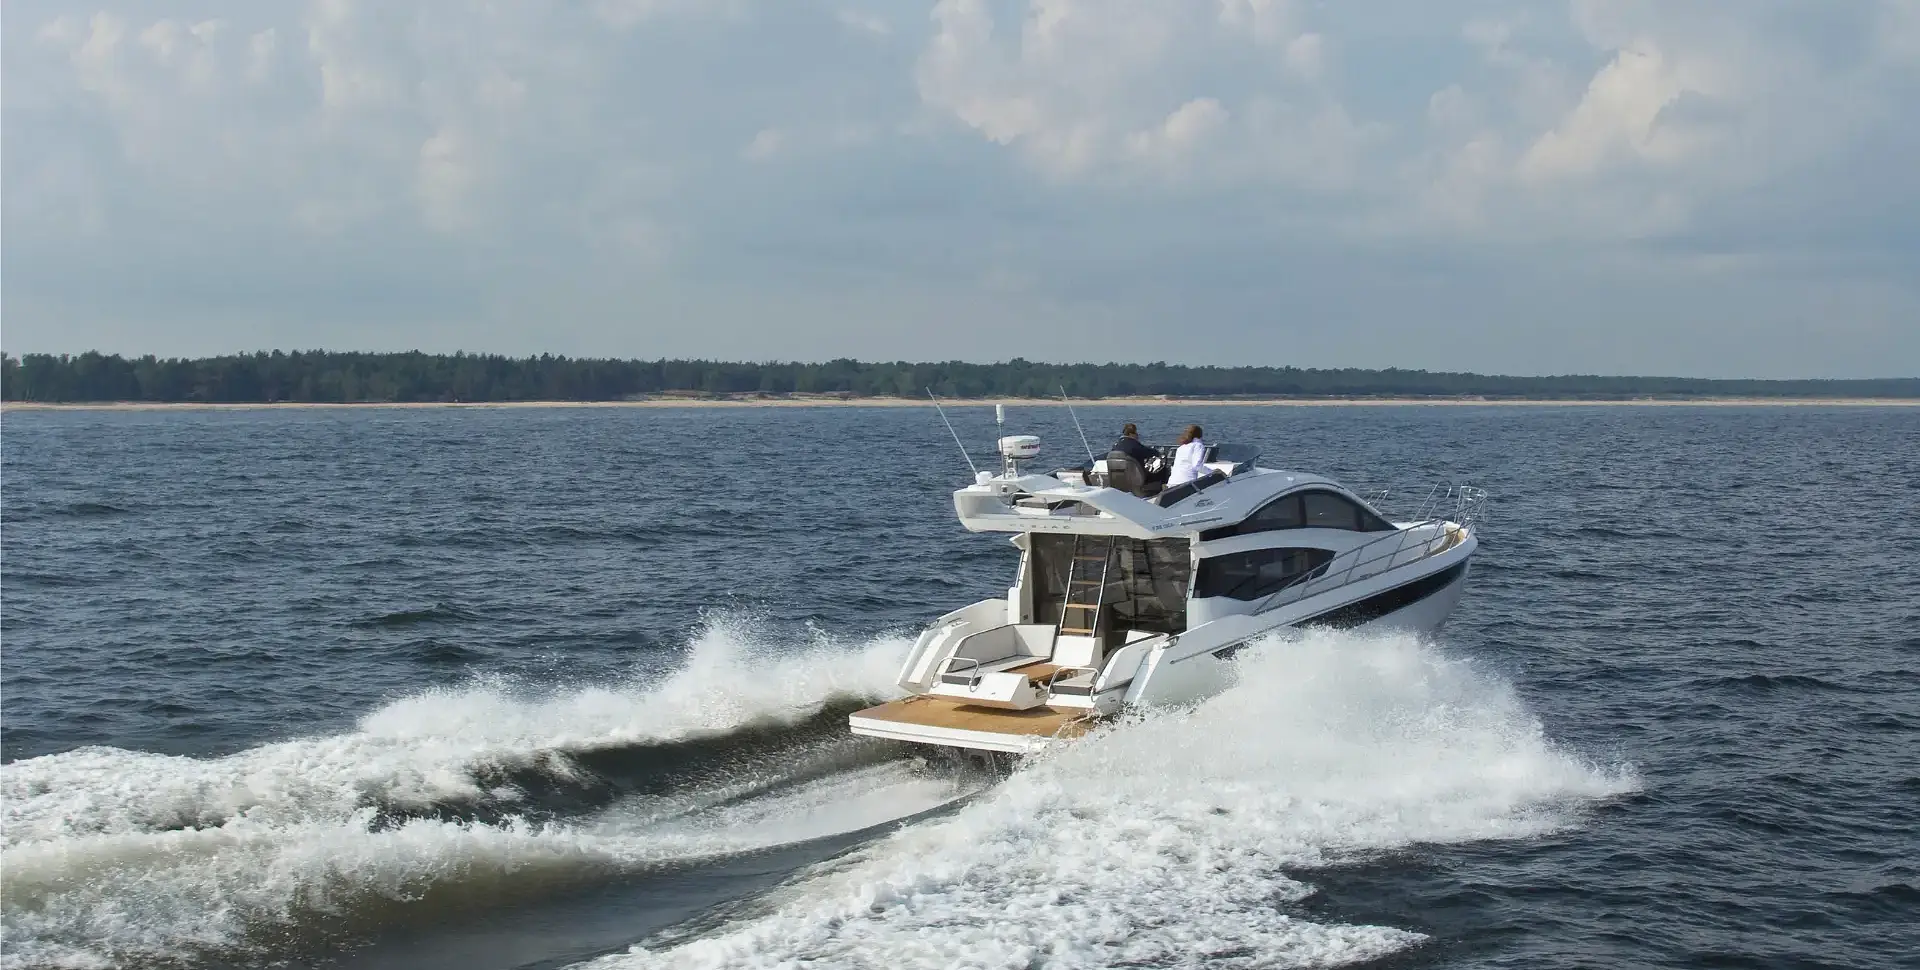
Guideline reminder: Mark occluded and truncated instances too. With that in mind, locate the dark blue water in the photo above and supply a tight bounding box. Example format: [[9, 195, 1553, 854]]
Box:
[[3, 404, 1915, 970]]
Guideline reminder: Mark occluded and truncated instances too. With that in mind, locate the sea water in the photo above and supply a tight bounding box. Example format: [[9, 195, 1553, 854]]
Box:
[[3, 404, 1914, 969]]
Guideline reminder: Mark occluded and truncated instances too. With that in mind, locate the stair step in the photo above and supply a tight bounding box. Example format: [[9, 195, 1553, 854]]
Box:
[[1059, 626, 1094, 635], [1074, 555, 1107, 562], [1063, 602, 1101, 610]]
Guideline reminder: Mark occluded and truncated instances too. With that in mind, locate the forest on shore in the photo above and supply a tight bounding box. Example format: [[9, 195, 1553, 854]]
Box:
[[4, 351, 1915, 403]]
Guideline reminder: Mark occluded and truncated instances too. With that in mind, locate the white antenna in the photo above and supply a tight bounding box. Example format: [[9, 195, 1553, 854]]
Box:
[[1060, 385, 1095, 462], [928, 388, 979, 476]]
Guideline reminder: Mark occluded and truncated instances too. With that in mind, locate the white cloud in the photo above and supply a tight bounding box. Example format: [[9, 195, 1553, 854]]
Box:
[[1124, 96, 1228, 166], [913, 0, 1340, 182], [18, 0, 660, 240], [2, 0, 1916, 376], [1283, 32, 1325, 80], [245, 28, 278, 83], [1217, 0, 1302, 47], [1389, 0, 1920, 242], [1885, 0, 1920, 57], [743, 127, 786, 160], [590, 0, 741, 30], [416, 125, 480, 232], [1517, 42, 1708, 182], [836, 9, 892, 38], [741, 121, 880, 161]]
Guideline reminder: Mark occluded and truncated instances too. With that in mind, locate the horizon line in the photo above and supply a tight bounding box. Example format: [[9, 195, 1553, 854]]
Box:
[[3, 349, 1913, 384]]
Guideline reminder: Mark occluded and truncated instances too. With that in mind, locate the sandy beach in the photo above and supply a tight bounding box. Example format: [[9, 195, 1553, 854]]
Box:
[[4, 396, 1916, 412]]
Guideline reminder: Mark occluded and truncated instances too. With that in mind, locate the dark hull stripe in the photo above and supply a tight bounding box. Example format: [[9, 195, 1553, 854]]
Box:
[[1295, 559, 1470, 630], [1206, 560, 1469, 660]]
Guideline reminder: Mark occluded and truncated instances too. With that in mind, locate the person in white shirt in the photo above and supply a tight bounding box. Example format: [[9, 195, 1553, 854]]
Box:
[[1167, 424, 1209, 486]]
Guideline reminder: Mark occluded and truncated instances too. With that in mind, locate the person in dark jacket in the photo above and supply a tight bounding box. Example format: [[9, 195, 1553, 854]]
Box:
[[1110, 423, 1156, 466]]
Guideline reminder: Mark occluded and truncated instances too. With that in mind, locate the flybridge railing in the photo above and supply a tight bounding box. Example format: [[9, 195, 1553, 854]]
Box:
[[1252, 484, 1488, 617]]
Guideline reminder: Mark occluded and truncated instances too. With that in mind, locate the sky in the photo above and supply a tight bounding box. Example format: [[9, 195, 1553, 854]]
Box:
[[3, 0, 1917, 378]]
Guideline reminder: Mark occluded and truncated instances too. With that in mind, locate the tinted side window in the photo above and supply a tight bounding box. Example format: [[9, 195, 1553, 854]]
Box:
[[1246, 495, 1303, 530], [1301, 490, 1359, 530], [1194, 548, 1335, 601], [1299, 489, 1399, 532], [1199, 493, 1302, 541], [1356, 503, 1397, 532]]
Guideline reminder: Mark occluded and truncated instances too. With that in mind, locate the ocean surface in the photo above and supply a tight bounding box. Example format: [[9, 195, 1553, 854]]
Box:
[[2, 403, 1915, 970]]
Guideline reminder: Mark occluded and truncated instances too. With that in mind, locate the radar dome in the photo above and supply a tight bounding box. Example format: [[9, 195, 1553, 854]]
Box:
[[997, 435, 1041, 461]]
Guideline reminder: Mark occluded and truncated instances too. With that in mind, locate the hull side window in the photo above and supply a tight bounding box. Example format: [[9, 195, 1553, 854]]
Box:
[[1194, 547, 1336, 601]]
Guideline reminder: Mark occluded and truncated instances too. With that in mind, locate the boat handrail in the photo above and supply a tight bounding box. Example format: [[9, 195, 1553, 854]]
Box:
[[1043, 665, 1101, 699], [937, 655, 992, 689], [1252, 484, 1488, 616]]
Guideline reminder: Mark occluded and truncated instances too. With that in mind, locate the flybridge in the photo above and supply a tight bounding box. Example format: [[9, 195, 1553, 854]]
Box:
[[949, 426, 1290, 539], [953, 472, 1242, 538], [930, 400, 1282, 538]]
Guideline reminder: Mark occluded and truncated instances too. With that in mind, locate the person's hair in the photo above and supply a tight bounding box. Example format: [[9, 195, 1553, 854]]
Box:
[[1179, 424, 1203, 444], [1121, 423, 1138, 437]]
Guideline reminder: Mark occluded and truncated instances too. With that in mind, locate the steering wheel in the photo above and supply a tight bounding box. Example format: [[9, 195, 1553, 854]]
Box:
[[1145, 455, 1167, 473]]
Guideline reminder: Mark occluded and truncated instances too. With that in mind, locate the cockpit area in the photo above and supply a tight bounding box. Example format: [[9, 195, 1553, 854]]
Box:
[[1052, 442, 1262, 506], [903, 529, 1192, 714]]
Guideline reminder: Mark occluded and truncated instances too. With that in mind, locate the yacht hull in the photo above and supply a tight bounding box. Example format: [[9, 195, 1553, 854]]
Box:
[[1122, 561, 1469, 710], [850, 554, 1472, 757]]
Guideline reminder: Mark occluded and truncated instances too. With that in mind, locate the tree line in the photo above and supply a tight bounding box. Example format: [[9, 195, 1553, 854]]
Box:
[[3, 351, 1915, 403]]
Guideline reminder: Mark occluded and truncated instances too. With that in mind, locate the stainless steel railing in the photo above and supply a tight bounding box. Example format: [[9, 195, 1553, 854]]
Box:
[[937, 656, 992, 689], [1251, 484, 1487, 616], [1043, 665, 1101, 699]]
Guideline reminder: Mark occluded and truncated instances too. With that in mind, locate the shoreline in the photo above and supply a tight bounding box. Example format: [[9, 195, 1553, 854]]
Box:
[[4, 396, 1917, 412]]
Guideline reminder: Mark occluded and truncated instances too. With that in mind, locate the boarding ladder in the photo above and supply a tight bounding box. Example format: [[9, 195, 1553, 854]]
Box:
[[1056, 535, 1113, 640]]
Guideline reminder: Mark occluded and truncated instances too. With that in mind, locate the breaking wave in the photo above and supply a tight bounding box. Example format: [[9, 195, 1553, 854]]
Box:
[[0, 618, 949, 969], [590, 628, 1639, 970], [4, 622, 1637, 970]]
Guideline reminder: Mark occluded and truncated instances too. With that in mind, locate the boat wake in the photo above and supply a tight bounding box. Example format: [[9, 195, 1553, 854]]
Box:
[[589, 628, 1641, 970], [0, 618, 963, 970], [3, 622, 1637, 970]]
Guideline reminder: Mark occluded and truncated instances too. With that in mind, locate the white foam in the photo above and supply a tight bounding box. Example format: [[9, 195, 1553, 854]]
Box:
[[2, 761, 975, 970], [585, 629, 1639, 970], [602, 761, 971, 853], [2, 617, 909, 846], [361, 616, 912, 749], [0, 618, 924, 968]]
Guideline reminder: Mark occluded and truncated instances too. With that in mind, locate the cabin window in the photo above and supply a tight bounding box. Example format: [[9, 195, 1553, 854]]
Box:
[[1194, 547, 1336, 601], [1249, 494, 1306, 530], [1029, 534, 1190, 636], [1199, 494, 1299, 540], [1202, 488, 1395, 540], [1314, 489, 1397, 532]]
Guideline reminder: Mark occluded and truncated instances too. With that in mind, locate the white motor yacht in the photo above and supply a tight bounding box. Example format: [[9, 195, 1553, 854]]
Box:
[[849, 420, 1487, 759]]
